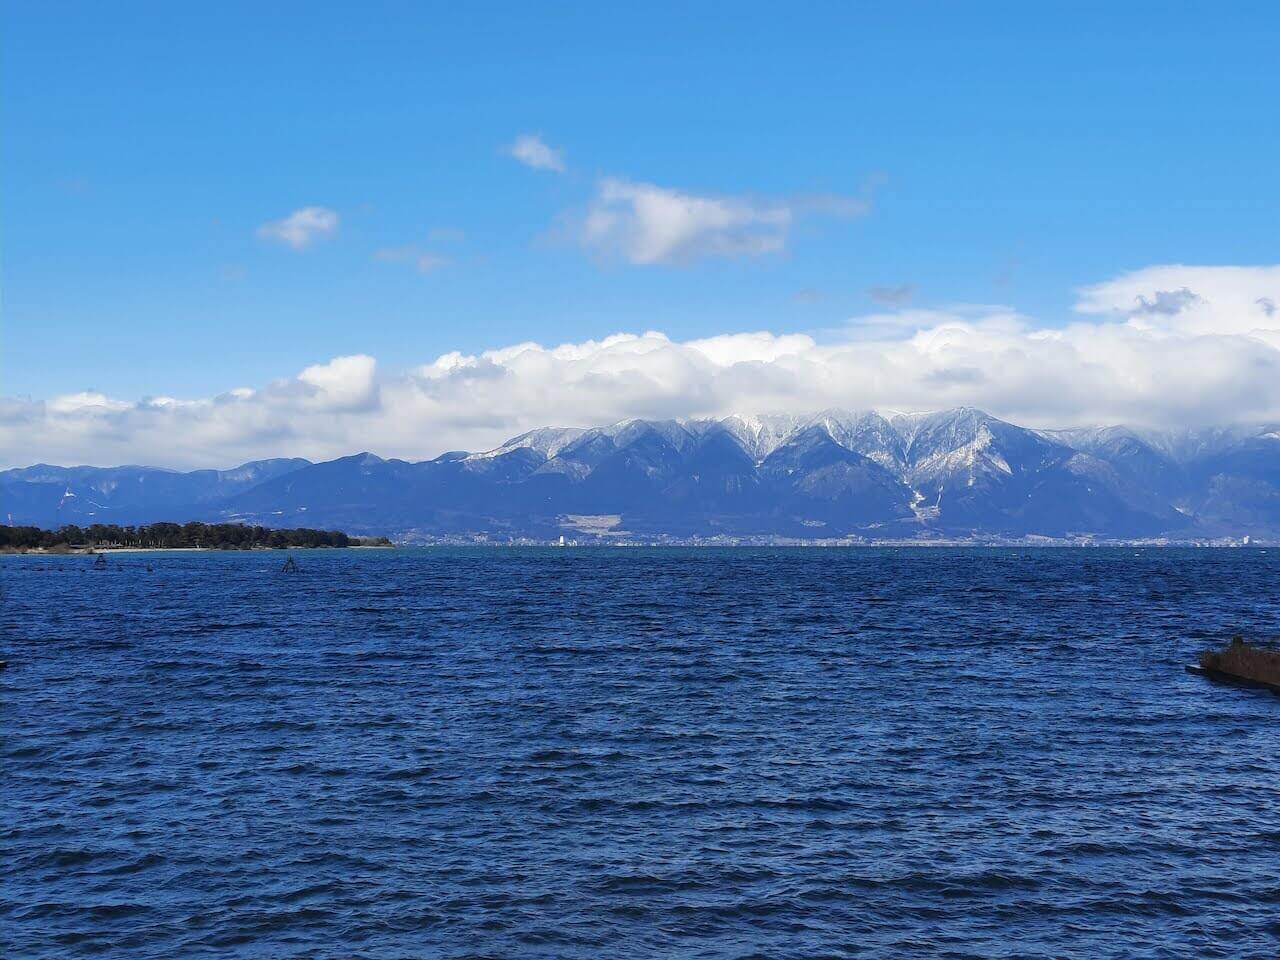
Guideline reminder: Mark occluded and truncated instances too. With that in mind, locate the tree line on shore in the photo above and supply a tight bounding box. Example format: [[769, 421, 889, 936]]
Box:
[[0, 522, 377, 550]]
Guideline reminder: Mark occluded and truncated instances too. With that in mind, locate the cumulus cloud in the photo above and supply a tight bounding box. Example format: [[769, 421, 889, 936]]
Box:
[[1133, 287, 1201, 316], [257, 206, 340, 249], [46, 392, 131, 416], [1076, 264, 1280, 340], [577, 178, 868, 265], [505, 133, 565, 173], [295, 355, 379, 411], [6, 265, 1280, 469]]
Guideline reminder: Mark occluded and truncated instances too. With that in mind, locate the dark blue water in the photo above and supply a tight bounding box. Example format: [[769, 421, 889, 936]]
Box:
[[4, 548, 1279, 958]]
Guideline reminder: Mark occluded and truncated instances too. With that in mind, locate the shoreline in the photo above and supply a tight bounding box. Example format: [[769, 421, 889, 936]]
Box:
[[1, 544, 396, 555], [3, 542, 1272, 555]]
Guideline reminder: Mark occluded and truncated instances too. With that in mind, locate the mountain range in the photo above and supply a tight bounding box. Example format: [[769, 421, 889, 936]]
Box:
[[5, 409, 1279, 541]]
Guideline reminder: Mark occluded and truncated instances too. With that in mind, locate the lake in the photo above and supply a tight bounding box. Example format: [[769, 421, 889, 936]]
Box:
[[4, 548, 1279, 958]]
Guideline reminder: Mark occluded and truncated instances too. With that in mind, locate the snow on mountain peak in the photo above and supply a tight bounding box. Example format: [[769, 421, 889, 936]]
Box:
[[468, 427, 585, 461], [463, 409, 1280, 493]]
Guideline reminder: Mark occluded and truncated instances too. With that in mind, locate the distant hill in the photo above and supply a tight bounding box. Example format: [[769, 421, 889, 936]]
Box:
[[4, 411, 1279, 541], [0, 458, 311, 528]]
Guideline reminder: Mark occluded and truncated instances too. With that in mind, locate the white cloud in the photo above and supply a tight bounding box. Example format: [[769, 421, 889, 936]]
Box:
[[578, 178, 867, 265], [1076, 264, 1280, 340], [6, 264, 1280, 469], [506, 133, 565, 173], [296, 355, 378, 411], [45, 392, 131, 416], [373, 246, 450, 274], [257, 206, 340, 250]]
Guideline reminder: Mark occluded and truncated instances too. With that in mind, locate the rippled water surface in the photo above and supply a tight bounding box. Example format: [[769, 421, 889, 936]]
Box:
[[4, 547, 1280, 958]]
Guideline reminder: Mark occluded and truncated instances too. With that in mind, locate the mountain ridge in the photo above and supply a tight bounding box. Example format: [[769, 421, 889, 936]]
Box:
[[4, 410, 1279, 541]]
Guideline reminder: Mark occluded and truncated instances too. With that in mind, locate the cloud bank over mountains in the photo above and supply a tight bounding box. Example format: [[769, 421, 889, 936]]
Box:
[[5, 264, 1280, 469]]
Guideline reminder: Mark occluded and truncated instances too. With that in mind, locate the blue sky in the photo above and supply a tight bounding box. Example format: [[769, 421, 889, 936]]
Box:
[[4, 3, 1280, 467]]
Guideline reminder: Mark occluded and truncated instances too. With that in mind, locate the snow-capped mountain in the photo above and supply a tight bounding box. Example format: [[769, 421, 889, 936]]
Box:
[[4, 410, 1279, 540]]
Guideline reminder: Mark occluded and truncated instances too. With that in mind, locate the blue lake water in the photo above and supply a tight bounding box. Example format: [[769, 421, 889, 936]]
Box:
[[3, 547, 1279, 958]]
